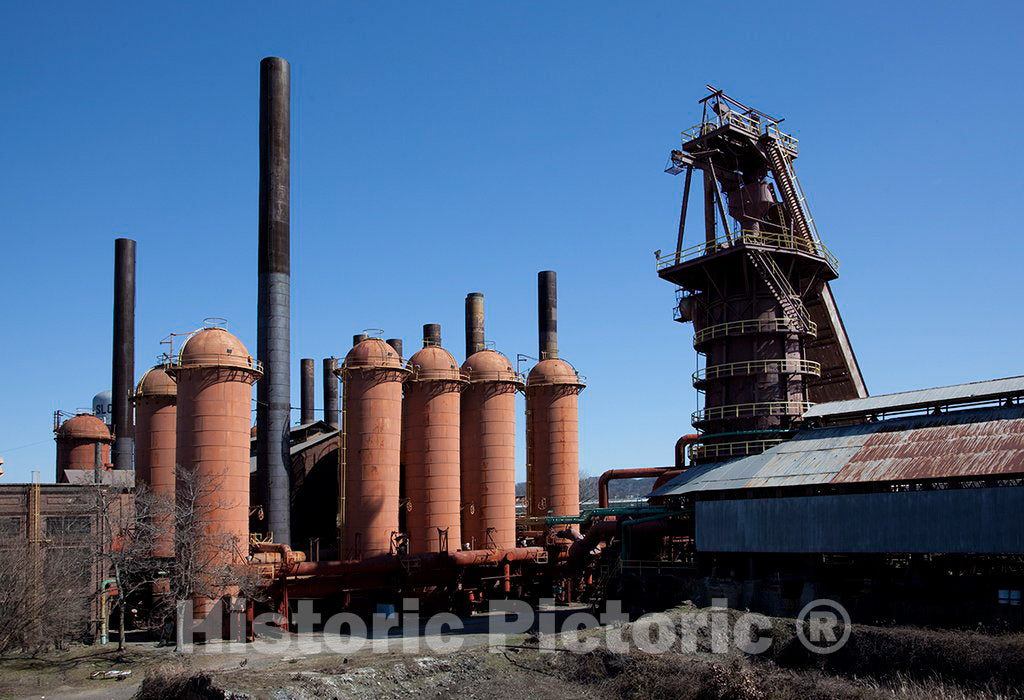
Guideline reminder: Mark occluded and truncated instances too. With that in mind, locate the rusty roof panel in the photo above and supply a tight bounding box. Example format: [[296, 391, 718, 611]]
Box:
[[834, 415, 1024, 483]]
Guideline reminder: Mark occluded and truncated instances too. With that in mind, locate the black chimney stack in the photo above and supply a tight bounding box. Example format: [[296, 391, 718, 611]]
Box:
[[323, 358, 339, 428], [465, 292, 485, 358], [538, 270, 558, 360], [112, 237, 135, 470], [300, 358, 314, 424], [257, 56, 292, 545], [423, 324, 441, 348]]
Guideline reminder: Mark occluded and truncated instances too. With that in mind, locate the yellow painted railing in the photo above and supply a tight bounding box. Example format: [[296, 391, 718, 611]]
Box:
[[694, 317, 817, 346], [693, 358, 821, 384], [688, 439, 785, 461], [656, 230, 838, 272], [692, 400, 814, 424]]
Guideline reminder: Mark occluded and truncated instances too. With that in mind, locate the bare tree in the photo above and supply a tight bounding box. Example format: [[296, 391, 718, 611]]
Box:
[[0, 522, 97, 653], [579, 468, 600, 506], [94, 483, 168, 652], [166, 467, 267, 648]]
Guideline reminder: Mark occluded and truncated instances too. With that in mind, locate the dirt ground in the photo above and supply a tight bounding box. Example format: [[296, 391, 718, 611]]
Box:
[[2, 604, 1022, 700]]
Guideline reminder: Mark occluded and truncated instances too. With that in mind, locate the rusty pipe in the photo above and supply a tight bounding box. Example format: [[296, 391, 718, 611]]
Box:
[[676, 433, 701, 469], [597, 467, 671, 508], [286, 546, 546, 578], [566, 519, 669, 572], [595, 435, 700, 507]]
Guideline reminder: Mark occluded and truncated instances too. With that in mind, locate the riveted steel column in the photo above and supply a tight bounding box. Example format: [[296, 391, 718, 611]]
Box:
[[257, 56, 291, 545], [538, 270, 557, 360], [112, 237, 136, 470]]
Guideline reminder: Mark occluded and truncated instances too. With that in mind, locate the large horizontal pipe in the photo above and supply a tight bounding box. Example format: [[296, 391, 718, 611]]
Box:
[[285, 546, 547, 578], [595, 434, 700, 507], [597, 467, 671, 508]]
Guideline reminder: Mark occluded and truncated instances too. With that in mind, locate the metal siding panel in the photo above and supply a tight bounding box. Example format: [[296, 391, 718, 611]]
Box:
[[696, 488, 1024, 553], [803, 376, 1024, 419]]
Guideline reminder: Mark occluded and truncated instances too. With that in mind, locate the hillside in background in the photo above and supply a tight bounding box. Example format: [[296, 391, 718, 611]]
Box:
[[516, 475, 657, 503]]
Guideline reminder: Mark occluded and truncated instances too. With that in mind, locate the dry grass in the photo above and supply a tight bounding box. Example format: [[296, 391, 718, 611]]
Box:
[[561, 648, 1016, 699]]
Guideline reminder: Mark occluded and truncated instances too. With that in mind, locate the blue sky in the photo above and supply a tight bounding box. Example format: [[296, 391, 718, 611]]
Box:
[[2, 3, 1022, 484]]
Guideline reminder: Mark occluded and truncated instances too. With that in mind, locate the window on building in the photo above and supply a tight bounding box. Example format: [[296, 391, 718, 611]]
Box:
[[45, 515, 92, 538], [997, 589, 1021, 606]]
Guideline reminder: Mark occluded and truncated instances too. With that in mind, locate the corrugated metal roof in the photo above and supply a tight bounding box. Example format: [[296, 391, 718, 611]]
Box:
[[250, 428, 339, 473], [652, 405, 1024, 497], [802, 375, 1024, 420]]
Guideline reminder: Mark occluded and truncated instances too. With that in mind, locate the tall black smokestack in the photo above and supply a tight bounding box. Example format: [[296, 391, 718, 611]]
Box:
[[386, 338, 403, 359], [465, 292, 485, 358], [538, 270, 558, 360], [300, 358, 314, 424], [323, 358, 339, 428], [112, 237, 135, 470], [257, 56, 291, 545]]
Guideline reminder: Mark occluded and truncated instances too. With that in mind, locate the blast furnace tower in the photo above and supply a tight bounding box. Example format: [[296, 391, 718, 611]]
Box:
[[657, 88, 867, 463]]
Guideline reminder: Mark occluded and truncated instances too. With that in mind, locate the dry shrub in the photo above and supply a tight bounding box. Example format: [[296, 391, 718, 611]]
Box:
[[134, 671, 232, 700], [767, 621, 1024, 694], [560, 647, 1015, 700]]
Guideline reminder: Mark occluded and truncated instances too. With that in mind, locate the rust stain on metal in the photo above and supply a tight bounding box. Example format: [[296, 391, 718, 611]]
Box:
[[834, 417, 1024, 483]]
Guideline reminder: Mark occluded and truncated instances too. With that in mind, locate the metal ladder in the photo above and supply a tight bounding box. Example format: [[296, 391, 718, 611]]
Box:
[[746, 249, 812, 334], [588, 558, 623, 612]]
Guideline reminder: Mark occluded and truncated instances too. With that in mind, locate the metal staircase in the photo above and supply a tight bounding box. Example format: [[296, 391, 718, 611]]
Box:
[[763, 138, 868, 402], [745, 249, 812, 333], [587, 558, 622, 613], [765, 139, 819, 248]]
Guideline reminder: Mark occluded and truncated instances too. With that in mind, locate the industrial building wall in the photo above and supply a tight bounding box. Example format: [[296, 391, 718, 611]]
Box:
[[696, 486, 1024, 554]]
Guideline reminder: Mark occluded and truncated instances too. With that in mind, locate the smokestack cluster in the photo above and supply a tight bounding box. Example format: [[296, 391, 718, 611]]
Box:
[[257, 56, 292, 545], [112, 237, 136, 470]]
